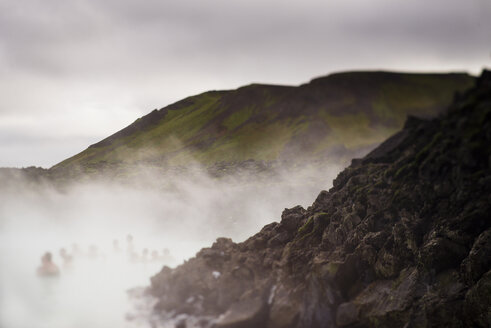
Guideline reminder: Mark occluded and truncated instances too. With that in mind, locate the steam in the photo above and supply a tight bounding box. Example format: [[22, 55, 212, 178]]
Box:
[[0, 162, 343, 327]]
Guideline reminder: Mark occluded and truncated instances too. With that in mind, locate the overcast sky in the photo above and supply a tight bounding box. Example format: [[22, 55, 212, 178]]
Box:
[[1, 0, 490, 168]]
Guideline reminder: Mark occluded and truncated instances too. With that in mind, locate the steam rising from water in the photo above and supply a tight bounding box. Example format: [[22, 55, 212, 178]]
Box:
[[0, 164, 342, 327]]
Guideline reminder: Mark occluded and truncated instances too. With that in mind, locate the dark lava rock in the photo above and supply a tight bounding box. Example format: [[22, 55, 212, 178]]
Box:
[[148, 70, 491, 328], [213, 294, 267, 328], [336, 302, 359, 326], [280, 206, 306, 233]]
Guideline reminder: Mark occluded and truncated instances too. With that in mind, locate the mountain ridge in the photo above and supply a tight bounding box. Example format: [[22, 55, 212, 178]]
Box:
[[50, 71, 474, 179]]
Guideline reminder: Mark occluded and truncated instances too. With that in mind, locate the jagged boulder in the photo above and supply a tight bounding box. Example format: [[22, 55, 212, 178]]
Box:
[[147, 70, 491, 328]]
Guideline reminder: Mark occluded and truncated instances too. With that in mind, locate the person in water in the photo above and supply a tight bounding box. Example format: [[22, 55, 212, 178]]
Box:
[[161, 248, 175, 264], [141, 248, 149, 263], [88, 244, 99, 259], [71, 243, 83, 258], [126, 234, 137, 261], [37, 252, 60, 276], [151, 249, 159, 262], [112, 239, 121, 253], [59, 248, 73, 266], [126, 234, 134, 253]]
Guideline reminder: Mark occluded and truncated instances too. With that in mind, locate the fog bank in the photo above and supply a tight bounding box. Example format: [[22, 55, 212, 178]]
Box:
[[0, 163, 342, 327]]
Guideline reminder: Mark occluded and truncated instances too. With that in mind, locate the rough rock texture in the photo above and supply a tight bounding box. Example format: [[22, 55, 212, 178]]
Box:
[[148, 71, 491, 328]]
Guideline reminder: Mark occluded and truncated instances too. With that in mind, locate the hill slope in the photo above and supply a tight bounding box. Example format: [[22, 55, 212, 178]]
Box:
[[146, 71, 490, 327], [51, 72, 474, 177]]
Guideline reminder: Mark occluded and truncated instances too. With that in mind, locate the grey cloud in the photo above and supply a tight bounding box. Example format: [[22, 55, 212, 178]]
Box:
[[2, 0, 489, 78]]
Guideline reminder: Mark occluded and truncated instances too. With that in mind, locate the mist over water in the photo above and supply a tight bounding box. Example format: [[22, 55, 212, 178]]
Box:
[[0, 164, 342, 327]]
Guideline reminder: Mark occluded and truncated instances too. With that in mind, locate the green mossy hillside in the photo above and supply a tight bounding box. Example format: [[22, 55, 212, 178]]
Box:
[[52, 71, 475, 175]]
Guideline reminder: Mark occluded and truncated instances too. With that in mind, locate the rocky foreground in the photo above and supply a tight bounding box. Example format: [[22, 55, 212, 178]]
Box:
[[148, 71, 491, 328]]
